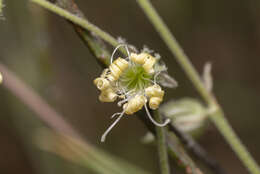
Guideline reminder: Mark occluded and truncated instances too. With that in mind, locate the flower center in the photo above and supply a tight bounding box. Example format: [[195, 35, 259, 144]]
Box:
[[119, 64, 152, 92]]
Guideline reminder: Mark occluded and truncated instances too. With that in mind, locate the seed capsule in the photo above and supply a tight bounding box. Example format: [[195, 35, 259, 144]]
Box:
[[123, 95, 146, 115]]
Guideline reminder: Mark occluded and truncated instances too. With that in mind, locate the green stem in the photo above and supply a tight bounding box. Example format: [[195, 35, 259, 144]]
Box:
[[154, 111, 170, 174], [30, 0, 123, 53], [30, 1, 204, 172], [0, 0, 3, 16], [136, 0, 260, 174]]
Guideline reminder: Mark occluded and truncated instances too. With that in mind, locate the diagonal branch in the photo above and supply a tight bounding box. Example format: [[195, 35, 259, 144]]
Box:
[[167, 121, 227, 174]]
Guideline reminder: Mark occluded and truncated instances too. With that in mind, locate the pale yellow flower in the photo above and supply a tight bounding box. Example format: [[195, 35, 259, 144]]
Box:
[[94, 44, 176, 142]]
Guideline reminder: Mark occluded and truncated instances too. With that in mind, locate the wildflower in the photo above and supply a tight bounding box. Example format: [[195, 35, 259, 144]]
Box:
[[94, 44, 176, 142]]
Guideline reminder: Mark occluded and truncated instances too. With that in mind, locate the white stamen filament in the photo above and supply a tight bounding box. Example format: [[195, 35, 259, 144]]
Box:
[[110, 112, 121, 119], [153, 71, 161, 84], [101, 110, 125, 142], [110, 44, 130, 64], [117, 98, 128, 107], [144, 102, 170, 127]]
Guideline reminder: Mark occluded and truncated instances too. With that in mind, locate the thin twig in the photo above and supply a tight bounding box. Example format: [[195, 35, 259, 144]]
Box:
[[167, 134, 204, 174], [167, 121, 227, 174], [30, 0, 127, 55], [154, 111, 171, 174], [138, 110, 203, 174], [136, 0, 260, 174], [0, 63, 80, 139], [50, 0, 111, 67]]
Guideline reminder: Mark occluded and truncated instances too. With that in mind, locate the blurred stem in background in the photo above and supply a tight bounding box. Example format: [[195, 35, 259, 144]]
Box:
[[29, 0, 227, 174], [2, 1, 60, 173], [136, 0, 260, 174], [0, 63, 150, 174]]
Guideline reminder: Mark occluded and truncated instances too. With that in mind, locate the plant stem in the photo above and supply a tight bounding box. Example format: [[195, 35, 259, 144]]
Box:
[[167, 133, 204, 174], [136, 0, 260, 174], [49, 0, 111, 67], [29, 1, 222, 173], [167, 120, 226, 174], [154, 111, 170, 174], [30, 0, 122, 52], [0, 63, 149, 174]]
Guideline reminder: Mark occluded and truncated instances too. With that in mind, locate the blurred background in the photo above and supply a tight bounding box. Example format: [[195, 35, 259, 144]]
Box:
[[0, 0, 260, 174]]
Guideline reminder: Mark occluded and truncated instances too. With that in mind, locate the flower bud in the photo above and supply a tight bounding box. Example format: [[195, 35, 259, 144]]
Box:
[[160, 98, 208, 134]]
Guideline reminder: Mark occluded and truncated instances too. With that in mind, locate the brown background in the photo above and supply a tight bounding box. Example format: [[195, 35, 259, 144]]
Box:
[[0, 0, 260, 174]]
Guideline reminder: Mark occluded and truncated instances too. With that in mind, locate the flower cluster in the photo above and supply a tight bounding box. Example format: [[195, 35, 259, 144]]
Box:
[[94, 45, 171, 142]]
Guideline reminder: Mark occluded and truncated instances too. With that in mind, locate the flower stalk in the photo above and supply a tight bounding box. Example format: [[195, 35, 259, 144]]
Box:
[[154, 110, 171, 174], [136, 0, 260, 174]]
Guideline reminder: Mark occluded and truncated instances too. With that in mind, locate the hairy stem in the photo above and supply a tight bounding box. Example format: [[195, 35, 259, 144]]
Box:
[[136, 0, 260, 174], [154, 111, 170, 174]]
